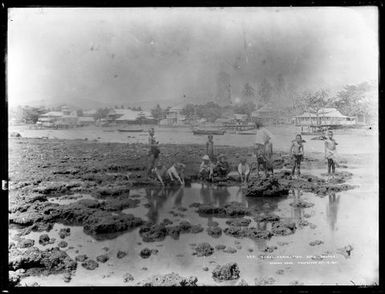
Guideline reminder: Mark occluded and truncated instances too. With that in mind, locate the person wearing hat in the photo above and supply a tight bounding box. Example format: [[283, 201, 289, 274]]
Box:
[[199, 155, 213, 181], [213, 153, 230, 178]]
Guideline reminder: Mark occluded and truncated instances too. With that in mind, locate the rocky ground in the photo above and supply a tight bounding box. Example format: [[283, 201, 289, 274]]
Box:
[[8, 138, 358, 286]]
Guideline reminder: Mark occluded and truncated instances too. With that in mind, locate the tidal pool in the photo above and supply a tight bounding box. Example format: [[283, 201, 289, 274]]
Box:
[[11, 167, 378, 286]]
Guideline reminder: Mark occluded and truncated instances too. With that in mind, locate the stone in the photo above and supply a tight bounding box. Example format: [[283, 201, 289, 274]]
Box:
[[212, 263, 240, 281], [75, 254, 88, 262], [123, 273, 134, 283], [57, 241, 68, 248], [225, 218, 251, 227], [18, 239, 35, 248], [193, 243, 214, 257], [223, 247, 237, 254], [96, 254, 109, 263], [36, 234, 50, 246], [215, 244, 226, 251], [206, 226, 222, 238], [117, 250, 127, 259], [136, 273, 198, 286], [81, 259, 98, 270], [59, 228, 71, 239], [309, 240, 324, 246]]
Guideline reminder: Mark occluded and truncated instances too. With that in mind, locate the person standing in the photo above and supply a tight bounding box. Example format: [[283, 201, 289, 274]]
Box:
[[324, 130, 338, 177], [254, 122, 273, 176], [290, 134, 305, 176], [147, 128, 160, 178], [206, 135, 215, 162], [238, 158, 250, 183]]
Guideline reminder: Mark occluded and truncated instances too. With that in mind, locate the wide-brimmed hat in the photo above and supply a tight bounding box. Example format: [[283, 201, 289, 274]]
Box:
[[217, 153, 226, 159], [202, 155, 210, 160]]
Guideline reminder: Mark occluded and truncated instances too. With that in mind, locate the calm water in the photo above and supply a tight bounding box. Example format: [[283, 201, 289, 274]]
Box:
[[9, 124, 378, 155], [11, 165, 378, 286]]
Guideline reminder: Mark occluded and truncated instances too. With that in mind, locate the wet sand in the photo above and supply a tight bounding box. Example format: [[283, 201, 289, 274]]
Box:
[[8, 136, 378, 286]]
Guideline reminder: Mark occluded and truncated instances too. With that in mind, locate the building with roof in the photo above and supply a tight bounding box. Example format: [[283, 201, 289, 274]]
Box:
[[233, 113, 248, 122], [160, 105, 186, 126], [293, 108, 356, 126], [77, 116, 95, 126], [83, 109, 98, 117], [37, 108, 79, 128], [114, 109, 156, 125]]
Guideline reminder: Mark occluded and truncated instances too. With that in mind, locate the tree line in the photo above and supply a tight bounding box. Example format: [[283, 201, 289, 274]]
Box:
[[10, 81, 377, 125]]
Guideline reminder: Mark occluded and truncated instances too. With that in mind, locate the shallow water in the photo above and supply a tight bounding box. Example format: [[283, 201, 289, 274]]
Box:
[[9, 125, 378, 155], [12, 165, 378, 286]]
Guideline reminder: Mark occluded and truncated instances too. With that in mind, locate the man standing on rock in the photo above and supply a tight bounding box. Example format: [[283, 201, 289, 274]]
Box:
[[253, 121, 273, 177], [147, 128, 160, 178], [324, 130, 338, 179]]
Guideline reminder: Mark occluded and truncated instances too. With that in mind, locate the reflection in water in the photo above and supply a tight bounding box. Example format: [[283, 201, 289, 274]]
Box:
[[142, 184, 288, 227], [212, 186, 231, 207], [200, 183, 212, 204], [200, 183, 215, 226], [290, 189, 304, 222], [236, 186, 248, 207], [145, 186, 179, 223], [173, 187, 184, 208], [326, 193, 340, 231], [253, 221, 268, 250]]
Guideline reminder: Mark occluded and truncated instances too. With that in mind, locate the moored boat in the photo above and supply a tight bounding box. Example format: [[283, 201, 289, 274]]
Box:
[[118, 128, 143, 132], [192, 129, 225, 135]]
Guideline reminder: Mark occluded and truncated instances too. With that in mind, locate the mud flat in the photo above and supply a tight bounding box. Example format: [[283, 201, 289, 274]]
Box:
[[8, 138, 377, 286]]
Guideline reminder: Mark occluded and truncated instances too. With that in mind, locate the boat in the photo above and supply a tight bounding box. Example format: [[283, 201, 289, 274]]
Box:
[[237, 131, 256, 135], [300, 125, 329, 136], [117, 128, 143, 133], [192, 128, 225, 135]]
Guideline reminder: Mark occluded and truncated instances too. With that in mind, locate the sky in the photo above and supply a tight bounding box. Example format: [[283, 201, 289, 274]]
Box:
[[7, 7, 378, 109]]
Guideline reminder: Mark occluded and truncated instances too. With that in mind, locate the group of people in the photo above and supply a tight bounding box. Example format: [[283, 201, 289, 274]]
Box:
[[289, 129, 338, 177], [146, 124, 339, 187], [199, 123, 274, 183], [146, 127, 185, 187]]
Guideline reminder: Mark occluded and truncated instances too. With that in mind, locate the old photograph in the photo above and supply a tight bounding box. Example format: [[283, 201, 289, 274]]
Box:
[[7, 7, 378, 286]]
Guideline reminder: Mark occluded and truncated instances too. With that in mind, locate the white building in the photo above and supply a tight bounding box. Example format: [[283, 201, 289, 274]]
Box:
[[115, 109, 156, 124], [160, 105, 186, 126], [294, 108, 356, 126]]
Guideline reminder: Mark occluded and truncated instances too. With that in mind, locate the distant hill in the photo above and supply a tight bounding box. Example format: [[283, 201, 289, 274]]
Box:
[[10, 96, 217, 111], [13, 97, 110, 110]]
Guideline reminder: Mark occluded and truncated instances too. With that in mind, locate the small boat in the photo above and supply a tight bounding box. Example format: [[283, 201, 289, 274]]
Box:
[[237, 131, 256, 135], [118, 128, 143, 133], [192, 129, 225, 135], [300, 125, 329, 136]]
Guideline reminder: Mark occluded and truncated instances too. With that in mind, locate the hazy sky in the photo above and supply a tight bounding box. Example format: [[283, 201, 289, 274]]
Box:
[[7, 7, 378, 109]]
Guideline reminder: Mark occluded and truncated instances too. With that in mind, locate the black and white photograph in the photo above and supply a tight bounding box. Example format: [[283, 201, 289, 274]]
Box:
[[6, 7, 378, 287]]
